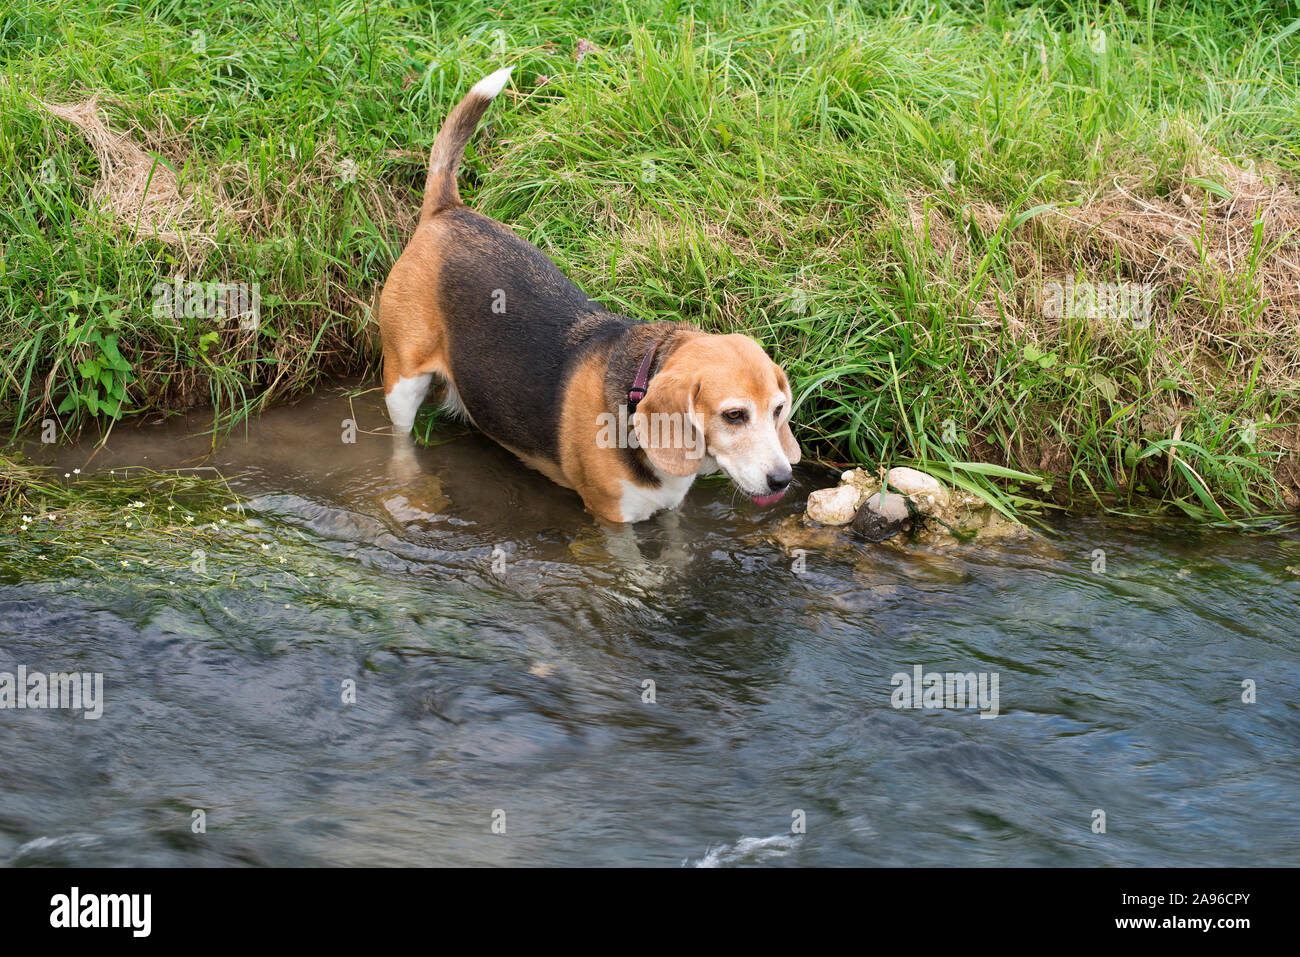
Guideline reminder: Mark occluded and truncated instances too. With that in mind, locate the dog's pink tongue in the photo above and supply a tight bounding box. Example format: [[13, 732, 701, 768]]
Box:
[[750, 490, 786, 507]]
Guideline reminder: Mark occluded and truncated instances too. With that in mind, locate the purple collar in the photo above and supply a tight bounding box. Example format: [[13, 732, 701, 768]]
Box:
[[626, 343, 657, 410]]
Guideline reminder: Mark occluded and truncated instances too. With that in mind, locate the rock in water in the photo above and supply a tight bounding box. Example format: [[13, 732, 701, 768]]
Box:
[[806, 485, 859, 526], [839, 468, 881, 507], [799, 464, 1026, 549], [852, 491, 912, 542], [885, 467, 950, 515]]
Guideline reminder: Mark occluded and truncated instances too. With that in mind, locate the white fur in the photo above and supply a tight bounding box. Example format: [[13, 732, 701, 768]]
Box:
[[617, 471, 698, 523], [471, 66, 514, 100], [709, 391, 794, 496], [385, 373, 433, 433], [439, 378, 473, 423]]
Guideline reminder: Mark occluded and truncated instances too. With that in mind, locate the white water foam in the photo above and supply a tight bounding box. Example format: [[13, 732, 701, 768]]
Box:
[[10, 833, 103, 863], [688, 834, 801, 868]]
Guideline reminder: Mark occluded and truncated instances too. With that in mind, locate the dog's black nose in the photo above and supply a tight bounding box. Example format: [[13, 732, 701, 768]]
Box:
[[766, 469, 792, 493]]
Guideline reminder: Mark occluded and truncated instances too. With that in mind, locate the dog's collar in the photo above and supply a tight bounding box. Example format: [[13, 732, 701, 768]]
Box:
[[626, 343, 658, 411]]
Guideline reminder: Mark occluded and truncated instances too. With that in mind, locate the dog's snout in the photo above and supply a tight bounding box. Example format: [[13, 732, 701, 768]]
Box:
[[766, 469, 792, 493]]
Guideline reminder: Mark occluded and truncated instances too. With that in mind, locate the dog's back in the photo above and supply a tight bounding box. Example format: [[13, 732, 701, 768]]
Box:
[[430, 206, 626, 460]]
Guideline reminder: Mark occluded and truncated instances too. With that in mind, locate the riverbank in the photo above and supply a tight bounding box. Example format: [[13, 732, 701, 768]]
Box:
[[2, 0, 1297, 521]]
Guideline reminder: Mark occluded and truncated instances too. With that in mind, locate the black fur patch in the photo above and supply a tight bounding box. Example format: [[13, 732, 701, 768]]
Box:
[[434, 207, 683, 468]]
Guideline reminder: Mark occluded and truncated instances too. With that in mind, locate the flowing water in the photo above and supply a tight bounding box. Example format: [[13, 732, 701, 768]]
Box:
[[3, 385, 1298, 866]]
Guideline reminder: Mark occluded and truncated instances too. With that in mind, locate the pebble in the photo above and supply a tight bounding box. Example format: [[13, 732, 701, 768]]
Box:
[[806, 485, 858, 526], [886, 467, 950, 515]]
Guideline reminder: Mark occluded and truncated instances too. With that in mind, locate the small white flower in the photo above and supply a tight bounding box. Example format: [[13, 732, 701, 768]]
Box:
[[64, 472, 70, 478], [73, 468, 81, 474], [185, 515, 193, 523], [261, 543, 270, 551], [279, 556, 287, 564], [131, 501, 145, 508], [120, 560, 129, 567]]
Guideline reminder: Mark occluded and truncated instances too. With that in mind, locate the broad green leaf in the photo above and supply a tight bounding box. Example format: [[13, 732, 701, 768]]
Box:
[[1092, 373, 1118, 401]]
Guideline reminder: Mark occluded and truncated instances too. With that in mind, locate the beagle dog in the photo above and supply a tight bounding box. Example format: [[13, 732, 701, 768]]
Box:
[[378, 66, 800, 523]]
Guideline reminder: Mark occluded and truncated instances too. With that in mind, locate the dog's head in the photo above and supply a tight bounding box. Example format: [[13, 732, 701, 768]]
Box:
[[632, 333, 801, 504]]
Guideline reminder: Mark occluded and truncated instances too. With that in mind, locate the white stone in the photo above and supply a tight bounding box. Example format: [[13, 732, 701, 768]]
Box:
[[862, 490, 910, 522], [839, 467, 881, 508], [886, 467, 949, 514], [806, 485, 859, 526]]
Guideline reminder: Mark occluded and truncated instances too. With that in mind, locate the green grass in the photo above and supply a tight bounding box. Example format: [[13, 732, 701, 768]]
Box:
[[2, 0, 1298, 523]]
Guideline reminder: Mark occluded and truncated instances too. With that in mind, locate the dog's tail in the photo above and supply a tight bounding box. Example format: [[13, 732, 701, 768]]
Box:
[[420, 65, 513, 222]]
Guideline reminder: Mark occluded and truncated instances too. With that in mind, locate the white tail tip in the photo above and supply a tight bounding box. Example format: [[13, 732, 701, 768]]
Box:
[[471, 65, 514, 100]]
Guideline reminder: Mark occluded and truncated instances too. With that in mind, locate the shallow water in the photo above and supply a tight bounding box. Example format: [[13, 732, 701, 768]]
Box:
[[4, 385, 1299, 866]]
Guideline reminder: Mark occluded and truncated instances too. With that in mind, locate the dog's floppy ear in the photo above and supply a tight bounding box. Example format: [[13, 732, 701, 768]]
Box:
[[779, 416, 801, 464], [777, 379, 801, 464], [632, 371, 705, 476]]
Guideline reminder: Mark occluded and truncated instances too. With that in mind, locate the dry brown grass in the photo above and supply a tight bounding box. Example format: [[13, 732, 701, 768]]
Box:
[[906, 153, 1300, 393], [38, 95, 246, 251], [38, 95, 421, 262], [897, 152, 1300, 506], [1044, 158, 1300, 384]]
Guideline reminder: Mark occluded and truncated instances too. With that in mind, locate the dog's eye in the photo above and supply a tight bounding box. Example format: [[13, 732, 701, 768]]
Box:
[[773, 404, 784, 420], [723, 409, 748, 424]]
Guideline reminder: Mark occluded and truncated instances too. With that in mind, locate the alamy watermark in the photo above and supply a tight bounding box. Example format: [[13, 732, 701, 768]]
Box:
[[0, 666, 103, 719], [1041, 279, 1156, 329], [595, 408, 706, 459], [891, 665, 1000, 718], [151, 279, 261, 331], [49, 887, 150, 937]]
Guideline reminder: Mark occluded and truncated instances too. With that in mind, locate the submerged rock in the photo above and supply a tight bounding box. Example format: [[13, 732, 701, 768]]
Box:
[[768, 514, 859, 556], [852, 491, 912, 542]]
